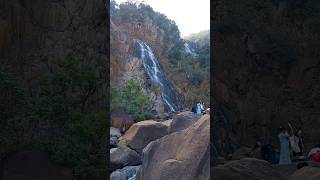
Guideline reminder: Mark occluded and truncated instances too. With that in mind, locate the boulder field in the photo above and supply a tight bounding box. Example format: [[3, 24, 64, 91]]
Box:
[[109, 111, 207, 179]]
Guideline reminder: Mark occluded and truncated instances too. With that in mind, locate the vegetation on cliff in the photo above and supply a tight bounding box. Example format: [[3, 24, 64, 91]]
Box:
[[111, 79, 151, 121], [0, 56, 107, 180]]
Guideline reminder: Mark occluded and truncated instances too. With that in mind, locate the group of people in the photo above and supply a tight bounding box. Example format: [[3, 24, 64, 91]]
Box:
[[277, 125, 304, 164], [191, 101, 210, 115], [251, 123, 305, 165]]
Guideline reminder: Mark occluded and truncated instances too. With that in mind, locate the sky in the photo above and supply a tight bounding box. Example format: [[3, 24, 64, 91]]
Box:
[[113, 0, 210, 37]]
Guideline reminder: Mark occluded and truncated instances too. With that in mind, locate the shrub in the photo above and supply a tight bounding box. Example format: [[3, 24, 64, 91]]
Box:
[[111, 79, 151, 121]]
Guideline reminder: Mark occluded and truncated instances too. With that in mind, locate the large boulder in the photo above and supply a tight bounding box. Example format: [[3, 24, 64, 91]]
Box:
[[110, 145, 141, 172], [110, 166, 140, 180], [111, 109, 135, 133], [273, 164, 298, 180], [231, 146, 252, 160], [289, 166, 320, 180], [169, 111, 199, 133], [119, 120, 168, 154], [212, 158, 281, 180], [0, 151, 72, 180], [136, 114, 210, 180], [160, 119, 173, 132]]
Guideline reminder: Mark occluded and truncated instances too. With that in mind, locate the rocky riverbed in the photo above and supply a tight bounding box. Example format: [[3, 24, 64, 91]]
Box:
[[109, 110, 210, 180]]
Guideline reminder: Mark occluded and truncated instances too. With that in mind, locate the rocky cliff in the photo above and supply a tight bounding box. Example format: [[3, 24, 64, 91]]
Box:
[[213, 0, 320, 153], [0, 0, 107, 95], [0, 0, 108, 179], [110, 1, 210, 115]]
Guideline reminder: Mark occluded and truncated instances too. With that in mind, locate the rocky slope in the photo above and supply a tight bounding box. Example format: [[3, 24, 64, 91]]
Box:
[[110, 1, 210, 115], [212, 0, 320, 154]]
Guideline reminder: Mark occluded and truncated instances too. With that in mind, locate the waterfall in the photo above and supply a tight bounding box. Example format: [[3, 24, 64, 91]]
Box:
[[135, 39, 180, 112], [184, 42, 197, 57]]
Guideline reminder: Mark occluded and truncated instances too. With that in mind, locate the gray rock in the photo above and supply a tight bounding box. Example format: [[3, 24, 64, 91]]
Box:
[[110, 127, 121, 138], [110, 148, 117, 154], [110, 137, 118, 147], [110, 127, 122, 147], [110, 166, 140, 180], [169, 111, 199, 133], [110, 145, 141, 172]]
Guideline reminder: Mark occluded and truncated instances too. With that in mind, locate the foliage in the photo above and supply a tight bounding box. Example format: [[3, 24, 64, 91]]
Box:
[[0, 55, 107, 180], [0, 67, 33, 159], [111, 79, 151, 121]]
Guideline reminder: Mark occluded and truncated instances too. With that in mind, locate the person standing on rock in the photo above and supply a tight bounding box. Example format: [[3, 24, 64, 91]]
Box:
[[200, 101, 205, 114], [278, 127, 292, 164], [196, 101, 202, 115], [296, 129, 304, 156]]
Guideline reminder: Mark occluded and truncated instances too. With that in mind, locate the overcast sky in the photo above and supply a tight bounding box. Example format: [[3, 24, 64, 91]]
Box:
[[113, 0, 210, 37]]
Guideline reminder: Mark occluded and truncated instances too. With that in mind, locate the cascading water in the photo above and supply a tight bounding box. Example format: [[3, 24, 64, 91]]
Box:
[[135, 39, 180, 112], [184, 42, 197, 57]]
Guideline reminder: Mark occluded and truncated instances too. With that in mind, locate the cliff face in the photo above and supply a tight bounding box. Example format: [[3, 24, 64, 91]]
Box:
[[0, 0, 108, 178], [110, 19, 169, 116], [110, 2, 210, 113], [213, 0, 320, 151], [0, 0, 107, 91]]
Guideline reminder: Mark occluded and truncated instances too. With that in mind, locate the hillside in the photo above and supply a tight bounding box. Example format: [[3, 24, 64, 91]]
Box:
[[110, 1, 210, 118]]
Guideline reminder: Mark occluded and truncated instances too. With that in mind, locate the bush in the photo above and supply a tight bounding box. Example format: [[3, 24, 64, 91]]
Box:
[[33, 56, 108, 179], [0, 55, 108, 180], [111, 79, 151, 121]]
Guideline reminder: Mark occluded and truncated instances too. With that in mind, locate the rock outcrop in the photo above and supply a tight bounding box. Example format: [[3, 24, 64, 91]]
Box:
[[136, 115, 210, 180], [119, 120, 168, 154], [0, 151, 72, 180], [231, 146, 252, 160], [110, 145, 141, 172], [213, 0, 320, 150], [110, 127, 122, 147], [111, 109, 135, 133], [212, 158, 281, 180], [289, 166, 320, 180], [169, 111, 199, 133], [110, 166, 140, 180], [0, 0, 107, 91]]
